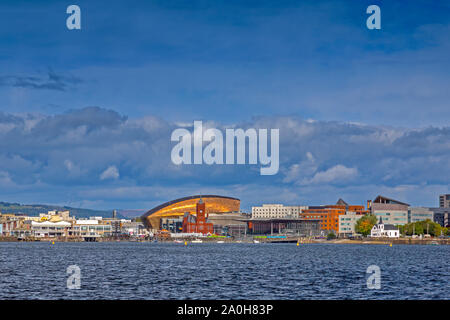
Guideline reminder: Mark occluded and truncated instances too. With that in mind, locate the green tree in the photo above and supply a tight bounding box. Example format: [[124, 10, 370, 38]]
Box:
[[426, 220, 441, 237], [414, 223, 424, 235], [443, 227, 450, 236], [402, 220, 442, 237], [398, 224, 406, 236], [355, 214, 378, 236]]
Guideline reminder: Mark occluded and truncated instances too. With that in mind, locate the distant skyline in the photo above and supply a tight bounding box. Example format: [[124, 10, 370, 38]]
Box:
[[0, 1, 448, 211]]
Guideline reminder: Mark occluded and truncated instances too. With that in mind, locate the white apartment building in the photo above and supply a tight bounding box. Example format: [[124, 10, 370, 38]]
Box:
[[408, 207, 433, 223], [251, 204, 308, 219]]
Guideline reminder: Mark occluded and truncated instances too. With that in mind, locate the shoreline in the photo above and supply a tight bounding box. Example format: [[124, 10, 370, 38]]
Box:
[[1, 236, 448, 245]]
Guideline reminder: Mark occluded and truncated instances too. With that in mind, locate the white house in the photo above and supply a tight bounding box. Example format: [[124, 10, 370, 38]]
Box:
[[371, 217, 400, 238]]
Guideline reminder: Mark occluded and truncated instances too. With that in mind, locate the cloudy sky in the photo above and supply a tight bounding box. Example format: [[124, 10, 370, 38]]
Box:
[[0, 0, 448, 211]]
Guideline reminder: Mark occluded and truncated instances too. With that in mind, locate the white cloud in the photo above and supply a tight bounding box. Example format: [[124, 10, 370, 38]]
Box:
[[100, 166, 119, 180], [64, 160, 74, 171], [282, 152, 317, 183], [305, 165, 358, 185]]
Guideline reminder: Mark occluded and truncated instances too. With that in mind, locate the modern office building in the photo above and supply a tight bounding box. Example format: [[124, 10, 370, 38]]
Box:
[[408, 207, 434, 223], [439, 194, 450, 208], [208, 212, 249, 237], [70, 219, 112, 240], [338, 212, 364, 236], [245, 218, 321, 237], [251, 204, 308, 219], [370, 195, 409, 225]]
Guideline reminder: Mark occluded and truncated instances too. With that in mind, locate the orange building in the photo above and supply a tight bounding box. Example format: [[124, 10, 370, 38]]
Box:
[[182, 198, 214, 235], [300, 199, 368, 234]]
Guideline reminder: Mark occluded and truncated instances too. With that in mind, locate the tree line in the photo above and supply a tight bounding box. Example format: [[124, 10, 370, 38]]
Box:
[[354, 215, 449, 237]]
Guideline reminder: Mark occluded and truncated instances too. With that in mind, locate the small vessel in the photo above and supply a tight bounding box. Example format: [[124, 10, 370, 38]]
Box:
[[216, 240, 225, 243], [430, 241, 439, 245], [191, 239, 203, 243], [253, 240, 260, 243], [173, 240, 183, 243]]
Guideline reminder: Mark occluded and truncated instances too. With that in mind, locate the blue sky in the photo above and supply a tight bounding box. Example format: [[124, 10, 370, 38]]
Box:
[[0, 0, 448, 211]]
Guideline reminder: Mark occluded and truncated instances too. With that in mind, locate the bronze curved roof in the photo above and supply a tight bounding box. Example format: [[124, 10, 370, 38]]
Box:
[[141, 195, 240, 229]]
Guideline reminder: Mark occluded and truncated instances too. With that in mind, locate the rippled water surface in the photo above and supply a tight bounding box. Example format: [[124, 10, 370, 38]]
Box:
[[0, 242, 448, 299]]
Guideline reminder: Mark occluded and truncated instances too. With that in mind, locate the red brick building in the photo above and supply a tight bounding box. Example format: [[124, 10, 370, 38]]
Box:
[[182, 198, 214, 234]]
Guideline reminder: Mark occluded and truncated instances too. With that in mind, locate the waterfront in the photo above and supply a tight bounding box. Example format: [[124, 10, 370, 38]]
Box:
[[1, 242, 448, 300]]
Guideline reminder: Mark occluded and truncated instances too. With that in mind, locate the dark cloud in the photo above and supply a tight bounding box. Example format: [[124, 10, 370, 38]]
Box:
[[0, 70, 82, 91]]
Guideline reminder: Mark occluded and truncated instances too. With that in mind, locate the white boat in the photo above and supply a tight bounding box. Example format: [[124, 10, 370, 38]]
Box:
[[216, 240, 225, 243], [173, 240, 183, 243], [191, 239, 203, 243], [253, 240, 260, 243]]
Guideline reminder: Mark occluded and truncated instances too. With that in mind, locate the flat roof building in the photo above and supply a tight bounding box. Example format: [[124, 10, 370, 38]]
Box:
[[339, 212, 364, 237], [408, 207, 434, 223], [251, 204, 307, 219], [245, 218, 321, 237]]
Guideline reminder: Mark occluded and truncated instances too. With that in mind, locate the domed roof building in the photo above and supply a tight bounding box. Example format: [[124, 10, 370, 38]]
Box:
[[141, 195, 240, 230]]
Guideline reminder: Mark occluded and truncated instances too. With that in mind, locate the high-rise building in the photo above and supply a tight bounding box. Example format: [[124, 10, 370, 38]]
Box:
[[439, 194, 450, 208], [430, 208, 450, 228]]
